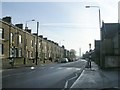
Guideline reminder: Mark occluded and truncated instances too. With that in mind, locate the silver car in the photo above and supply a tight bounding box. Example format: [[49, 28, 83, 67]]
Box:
[[60, 58, 69, 63]]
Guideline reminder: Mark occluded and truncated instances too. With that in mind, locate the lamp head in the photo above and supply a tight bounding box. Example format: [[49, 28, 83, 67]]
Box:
[[85, 6, 90, 8], [32, 19, 35, 21]]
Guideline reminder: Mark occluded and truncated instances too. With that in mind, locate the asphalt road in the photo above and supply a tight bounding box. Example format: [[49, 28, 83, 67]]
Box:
[[2, 59, 87, 89]]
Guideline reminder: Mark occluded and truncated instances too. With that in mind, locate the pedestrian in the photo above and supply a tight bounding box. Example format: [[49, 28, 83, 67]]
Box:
[[89, 55, 91, 69], [86, 58, 89, 68]]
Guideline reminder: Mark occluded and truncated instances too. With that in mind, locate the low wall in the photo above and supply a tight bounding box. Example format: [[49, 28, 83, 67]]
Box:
[[2, 58, 34, 69], [2, 58, 53, 69]]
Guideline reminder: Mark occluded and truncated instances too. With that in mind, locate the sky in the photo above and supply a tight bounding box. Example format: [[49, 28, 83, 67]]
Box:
[[1, 0, 120, 56]]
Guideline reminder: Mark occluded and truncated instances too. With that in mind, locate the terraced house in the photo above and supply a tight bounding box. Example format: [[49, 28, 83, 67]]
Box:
[[0, 16, 70, 69]]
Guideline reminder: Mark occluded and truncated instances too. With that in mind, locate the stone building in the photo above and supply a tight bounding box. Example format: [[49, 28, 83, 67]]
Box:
[[0, 16, 70, 68], [94, 3, 120, 69], [94, 40, 100, 65], [100, 22, 120, 68], [1, 17, 26, 67]]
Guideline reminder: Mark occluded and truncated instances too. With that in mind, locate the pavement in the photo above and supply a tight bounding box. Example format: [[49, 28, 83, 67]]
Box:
[[70, 61, 120, 90]]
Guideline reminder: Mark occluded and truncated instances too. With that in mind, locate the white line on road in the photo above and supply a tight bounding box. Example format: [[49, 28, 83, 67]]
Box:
[[70, 70, 85, 88], [75, 68, 81, 71], [58, 67, 62, 70], [64, 73, 78, 88], [66, 68, 73, 70], [64, 80, 68, 88], [50, 67, 54, 69]]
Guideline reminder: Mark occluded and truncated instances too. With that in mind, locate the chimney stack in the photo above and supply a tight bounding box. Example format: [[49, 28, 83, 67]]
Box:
[[26, 29, 31, 33], [39, 35, 43, 38], [43, 37, 47, 40], [15, 24, 23, 29], [2, 16, 12, 23]]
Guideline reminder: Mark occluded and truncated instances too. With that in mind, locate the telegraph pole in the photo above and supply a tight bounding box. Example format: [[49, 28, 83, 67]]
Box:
[[89, 43, 92, 68], [36, 22, 39, 65]]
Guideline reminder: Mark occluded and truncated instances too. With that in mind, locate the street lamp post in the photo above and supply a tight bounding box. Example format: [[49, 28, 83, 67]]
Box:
[[36, 22, 39, 65], [24, 19, 35, 65], [89, 43, 92, 68], [85, 5, 101, 67], [25, 19, 35, 29], [85, 6, 101, 29]]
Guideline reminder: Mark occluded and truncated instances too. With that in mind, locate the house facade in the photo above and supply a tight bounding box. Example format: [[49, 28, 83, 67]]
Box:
[[0, 16, 70, 68]]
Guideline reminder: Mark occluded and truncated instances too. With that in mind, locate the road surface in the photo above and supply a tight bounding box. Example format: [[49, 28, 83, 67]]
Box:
[[2, 59, 87, 89]]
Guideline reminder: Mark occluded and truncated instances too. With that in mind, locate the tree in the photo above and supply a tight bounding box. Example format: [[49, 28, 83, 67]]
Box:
[[70, 49, 76, 60], [70, 49, 76, 55]]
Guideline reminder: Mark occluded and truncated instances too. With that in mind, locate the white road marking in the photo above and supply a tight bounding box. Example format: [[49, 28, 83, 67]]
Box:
[[50, 67, 54, 69], [64, 73, 78, 88], [70, 70, 85, 88], [66, 68, 73, 70], [65, 68, 81, 71], [58, 67, 62, 69], [75, 68, 81, 71], [64, 80, 68, 88]]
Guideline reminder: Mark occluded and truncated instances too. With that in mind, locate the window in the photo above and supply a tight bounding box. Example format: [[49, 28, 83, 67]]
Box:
[[0, 28, 4, 39], [26, 39, 27, 45], [35, 39, 36, 45], [31, 40, 34, 47], [28, 51, 30, 58], [2, 44, 4, 54], [2, 28, 4, 39], [19, 35, 22, 44], [10, 33, 13, 44], [45, 45, 47, 51], [31, 51, 33, 57], [10, 47, 15, 57], [14, 48, 17, 57], [0, 44, 1, 55], [18, 48, 22, 57], [10, 48, 13, 57], [39, 42, 41, 48], [0, 29, 2, 39]]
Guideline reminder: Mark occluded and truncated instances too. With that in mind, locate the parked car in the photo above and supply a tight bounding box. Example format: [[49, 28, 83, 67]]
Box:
[[60, 58, 69, 63], [54, 58, 60, 63]]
